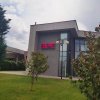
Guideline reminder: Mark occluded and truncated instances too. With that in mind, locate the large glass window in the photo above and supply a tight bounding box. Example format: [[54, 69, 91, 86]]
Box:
[[59, 33, 68, 77], [75, 39, 87, 58], [61, 33, 67, 39], [75, 40, 80, 51], [60, 51, 67, 57]]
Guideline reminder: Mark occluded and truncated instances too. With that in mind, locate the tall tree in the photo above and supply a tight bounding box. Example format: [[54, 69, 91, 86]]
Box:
[[0, 4, 10, 61], [72, 32, 100, 100]]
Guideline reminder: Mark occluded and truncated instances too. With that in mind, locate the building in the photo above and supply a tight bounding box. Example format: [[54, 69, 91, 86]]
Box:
[[27, 20, 100, 77], [6, 46, 27, 62]]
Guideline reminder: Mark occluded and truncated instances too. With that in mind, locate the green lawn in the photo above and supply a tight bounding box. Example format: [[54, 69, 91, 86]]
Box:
[[0, 74, 86, 100]]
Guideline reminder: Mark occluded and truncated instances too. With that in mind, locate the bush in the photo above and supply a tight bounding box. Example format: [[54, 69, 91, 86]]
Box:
[[0, 60, 25, 71], [72, 33, 100, 100], [17, 61, 25, 71]]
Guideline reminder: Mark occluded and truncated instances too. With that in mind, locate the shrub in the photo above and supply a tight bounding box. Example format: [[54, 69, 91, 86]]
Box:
[[72, 33, 100, 100], [0, 60, 25, 71], [27, 52, 48, 90]]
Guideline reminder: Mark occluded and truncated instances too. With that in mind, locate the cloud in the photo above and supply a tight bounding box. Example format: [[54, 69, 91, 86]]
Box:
[[4, 5, 16, 14], [6, 36, 27, 50], [77, 21, 88, 30], [1, 0, 29, 50], [0, 0, 100, 50], [73, 0, 100, 31], [5, 13, 29, 50], [9, 0, 26, 14]]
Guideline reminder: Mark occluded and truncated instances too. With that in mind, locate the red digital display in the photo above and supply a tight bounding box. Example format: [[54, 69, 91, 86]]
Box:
[[41, 42, 55, 49]]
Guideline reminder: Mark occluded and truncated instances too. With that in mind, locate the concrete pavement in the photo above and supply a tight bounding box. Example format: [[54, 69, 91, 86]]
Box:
[[0, 71, 28, 76], [0, 71, 78, 80]]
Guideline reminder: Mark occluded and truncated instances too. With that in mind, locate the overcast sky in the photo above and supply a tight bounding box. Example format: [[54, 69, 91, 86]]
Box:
[[0, 0, 100, 50]]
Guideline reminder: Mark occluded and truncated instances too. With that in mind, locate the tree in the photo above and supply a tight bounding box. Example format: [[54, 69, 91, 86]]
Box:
[[0, 4, 10, 61], [27, 52, 48, 90], [96, 37, 100, 52], [72, 32, 100, 100]]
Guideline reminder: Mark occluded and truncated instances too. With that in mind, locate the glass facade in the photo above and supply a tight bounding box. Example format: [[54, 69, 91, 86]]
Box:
[[75, 39, 88, 58], [58, 33, 68, 77]]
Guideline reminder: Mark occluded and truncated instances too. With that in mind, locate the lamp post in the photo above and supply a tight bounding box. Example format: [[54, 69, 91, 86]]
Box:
[[56, 39, 69, 79]]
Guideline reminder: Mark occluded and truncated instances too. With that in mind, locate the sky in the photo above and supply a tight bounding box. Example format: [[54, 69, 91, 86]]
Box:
[[0, 0, 100, 51]]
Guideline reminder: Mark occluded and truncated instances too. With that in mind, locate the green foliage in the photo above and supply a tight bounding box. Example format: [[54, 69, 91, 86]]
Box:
[[72, 32, 100, 100], [0, 38, 7, 61], [0, 4, 10, 61], [27, 52, 48, 90], [95, 37, 100, 52], [0, 60, 25, 71]]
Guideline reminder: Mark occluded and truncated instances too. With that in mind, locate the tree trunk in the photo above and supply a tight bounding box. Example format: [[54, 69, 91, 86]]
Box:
[[93, 95, 96, 100], [30, 74, 34, 91], [35, 73, 38, 81]]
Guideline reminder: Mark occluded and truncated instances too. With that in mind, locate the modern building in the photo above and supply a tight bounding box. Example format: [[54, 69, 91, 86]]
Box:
[[27, 20, 100, 77], [6, 46, 27, 62]]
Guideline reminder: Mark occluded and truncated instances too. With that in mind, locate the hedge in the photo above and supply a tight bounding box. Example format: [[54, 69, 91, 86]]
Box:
[[0, 60, 25, 71]]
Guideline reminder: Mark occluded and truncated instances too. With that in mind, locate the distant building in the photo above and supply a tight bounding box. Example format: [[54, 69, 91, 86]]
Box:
[[27, 20, 100, 77], [6, 46, 27, 62]]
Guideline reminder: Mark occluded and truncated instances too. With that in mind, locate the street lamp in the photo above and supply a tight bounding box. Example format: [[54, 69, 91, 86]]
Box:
[[56, 39, 69, 79]]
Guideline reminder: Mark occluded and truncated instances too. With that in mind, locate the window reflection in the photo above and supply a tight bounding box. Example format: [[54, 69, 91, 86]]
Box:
[[75, 52, 80, 58], [75, 39, 88, 58], [60, 51, 67, 57], [75, 40, 80, 51], [60, 44, 67, 51], [61, 33, 67, 39], [80, 45, 85, 51], [63, 44, 67, 51], [59, 33, 68, 77]]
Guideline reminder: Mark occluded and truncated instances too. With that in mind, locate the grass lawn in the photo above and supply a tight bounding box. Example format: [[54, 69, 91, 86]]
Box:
[[0, 74, 86, 100]]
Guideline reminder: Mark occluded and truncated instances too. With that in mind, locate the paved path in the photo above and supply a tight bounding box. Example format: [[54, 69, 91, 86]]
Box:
[[0, 71, 78, 80], [0, 71, 28, 75]]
